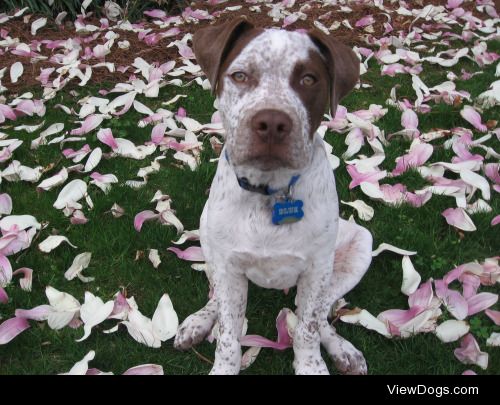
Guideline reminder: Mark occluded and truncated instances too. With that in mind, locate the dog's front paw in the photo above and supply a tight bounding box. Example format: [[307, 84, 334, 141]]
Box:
[[293, 354, 329, 375], [174, 312, 216, 351]]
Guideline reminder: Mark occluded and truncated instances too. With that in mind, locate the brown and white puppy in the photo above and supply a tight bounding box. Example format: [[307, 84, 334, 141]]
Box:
[[174, 17, 373, 375]]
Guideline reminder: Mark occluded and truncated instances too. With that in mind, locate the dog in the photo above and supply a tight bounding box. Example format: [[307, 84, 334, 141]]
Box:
[[173, 17, 373, 375]]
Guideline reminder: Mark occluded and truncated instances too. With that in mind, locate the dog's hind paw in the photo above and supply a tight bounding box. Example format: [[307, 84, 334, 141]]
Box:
[[293, 355, 330, 375], [320, 325, 367, 375]]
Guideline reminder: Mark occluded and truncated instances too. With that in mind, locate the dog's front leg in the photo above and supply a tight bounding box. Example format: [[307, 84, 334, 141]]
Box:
[[210, 269, 248, 375], [293, 260, 332, 375]]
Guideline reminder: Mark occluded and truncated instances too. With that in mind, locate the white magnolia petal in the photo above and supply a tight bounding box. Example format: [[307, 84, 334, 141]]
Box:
[[152, 294, 178, 342], [340, 308, 391, 338], [37, 168, 69, 191], [401, 256, 421, 296], [84, 147, 102, 173], [46, 286, 80, 312], [47, 311, 77, 330], [241, 346, 262, 371], [340, 200, 374, 221], [38, 235, 77, 253], [372, 243, 417, 257], [180, 117, 203, 132], [486, 332, 500, 347], [173, 151, 197, 171], [148, 249, 161, 269], [0, 214, 41, 231], [123, 308, 160, 348], [53, 179, 87, 209], [435, 320, 470, 343], [160, 210, 184, 234], [64, 252, 92, 281], [76, 292, 114, 342], [460, 169, 490, 201], [10, 62, 23, 84], [31, 17, 47, 35], [61, 350, 95, 375]]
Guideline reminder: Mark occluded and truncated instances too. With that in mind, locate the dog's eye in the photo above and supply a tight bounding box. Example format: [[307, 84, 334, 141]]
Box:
[[300, 74, 317, 86], [231, 72, 248, 83]]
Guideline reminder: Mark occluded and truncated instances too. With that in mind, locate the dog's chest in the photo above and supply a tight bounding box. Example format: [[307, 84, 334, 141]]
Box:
[[230, 250, 307, 289]]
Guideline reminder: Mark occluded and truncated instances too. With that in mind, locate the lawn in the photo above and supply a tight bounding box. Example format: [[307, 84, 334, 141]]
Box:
[[0, 1, 499, 375]]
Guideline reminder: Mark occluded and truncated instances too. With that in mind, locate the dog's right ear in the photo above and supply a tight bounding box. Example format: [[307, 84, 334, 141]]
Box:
[[193, 17, 255, 95]]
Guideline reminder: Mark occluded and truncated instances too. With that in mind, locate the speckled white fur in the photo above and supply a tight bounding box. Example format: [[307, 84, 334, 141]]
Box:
[[174, 29, 373, 375]]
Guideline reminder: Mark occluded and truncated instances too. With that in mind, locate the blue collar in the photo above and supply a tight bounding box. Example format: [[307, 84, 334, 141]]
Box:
[[225, 150, 300, 196]]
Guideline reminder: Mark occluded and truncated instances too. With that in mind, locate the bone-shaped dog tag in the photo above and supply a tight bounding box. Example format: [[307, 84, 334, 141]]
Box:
[[272, 199, 304, 225]]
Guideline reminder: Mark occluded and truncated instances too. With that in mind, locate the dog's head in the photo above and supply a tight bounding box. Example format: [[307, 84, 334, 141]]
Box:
[[193, 17, 359, 188]]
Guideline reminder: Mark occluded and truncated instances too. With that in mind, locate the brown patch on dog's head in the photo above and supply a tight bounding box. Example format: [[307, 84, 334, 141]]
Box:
[[192, 17, 263, 96], [289, 50, 330, 138], [307, 29, 360, 118]]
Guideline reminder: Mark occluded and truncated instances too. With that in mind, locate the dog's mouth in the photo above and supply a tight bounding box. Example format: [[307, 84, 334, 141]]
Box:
[[245, 155, 292, 171]]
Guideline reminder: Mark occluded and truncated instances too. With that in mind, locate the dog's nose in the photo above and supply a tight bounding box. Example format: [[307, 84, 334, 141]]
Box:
[[251, 109, 292, 143]]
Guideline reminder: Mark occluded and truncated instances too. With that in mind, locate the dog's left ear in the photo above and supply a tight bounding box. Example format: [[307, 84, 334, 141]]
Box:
[[193, 17, 255, 95], [308, 30, 360, 118]]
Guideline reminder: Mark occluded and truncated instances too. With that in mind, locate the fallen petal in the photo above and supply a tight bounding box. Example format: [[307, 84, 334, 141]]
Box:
[[435, 320, 469, 343], [38, 235, 77, 253]]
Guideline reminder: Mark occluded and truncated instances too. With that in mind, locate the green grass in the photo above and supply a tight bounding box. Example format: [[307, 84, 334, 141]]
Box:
[[0, 42, 499, 375]]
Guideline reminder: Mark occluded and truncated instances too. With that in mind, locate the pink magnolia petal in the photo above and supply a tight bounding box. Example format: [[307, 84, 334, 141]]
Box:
[[70, 210, 88, 225], [109, 292, 131, 320], [144, 9, 166, 19], [484, 309, 500, 325], [466, 293, 498, 316], [134, 210, 160, 232], [283, 13, 300, 27], [405, 190, 432, 207], [461, 273, 480, 299], [377, 307, 424, 328], [167, 246, 205, 262], [0, 193, 12, 215], [408, 279, 434, 309], [401, 109, 419, 130], [12, 267, 32, 291], [491, 215, 500, 226], [0, 317, 30, 344], [0, 286, 8, 304], [122, 364, 164, 375], [442, 208, 476, 232], [355, 15, 374, 27], [392, 143, 433, 176], [434, 279, 469, 320], [462, 370, 477, 375], [346, 165, 386, 189], [484, 163, 500, 187], [241, 308, 292, 350], [86, 368, 112, 375], [15, 305, 52, 321], [454, 334, 488, 370], [446, 0, 463, 9], [178, 44, 195, 59], [70, 114, 103, 136], [460, 106, 487, 132], [0, 254, 12, 287], [443, 266, 465, 285], [151, 123, 167, 145]]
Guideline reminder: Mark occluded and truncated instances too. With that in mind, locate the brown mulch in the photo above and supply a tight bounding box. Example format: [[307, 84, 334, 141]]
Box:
[[0, 0, 488, 95]]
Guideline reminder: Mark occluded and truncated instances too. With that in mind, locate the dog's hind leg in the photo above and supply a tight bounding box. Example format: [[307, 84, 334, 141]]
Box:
[[174, 297, 218, 351], [319, 219, 373, 374]]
